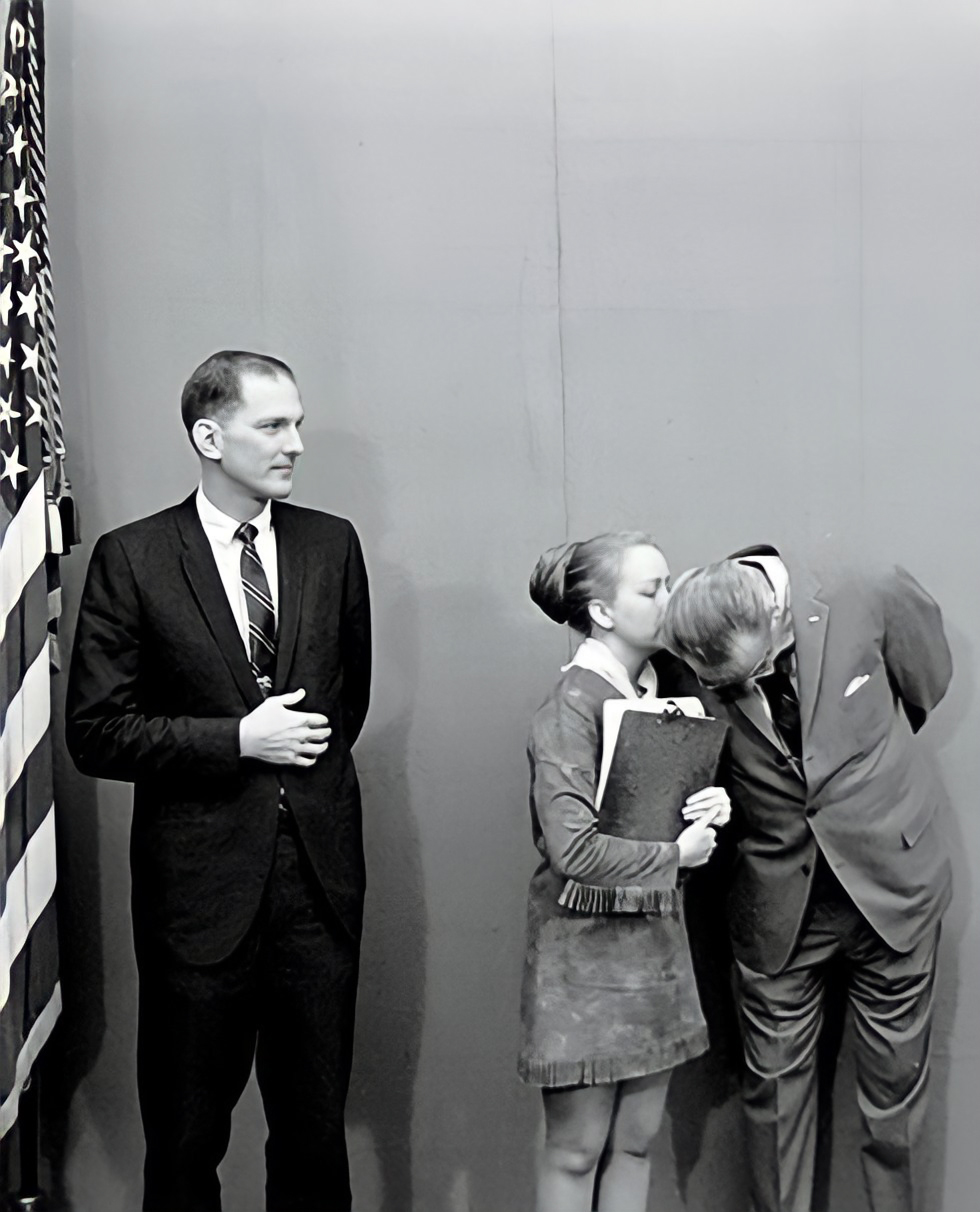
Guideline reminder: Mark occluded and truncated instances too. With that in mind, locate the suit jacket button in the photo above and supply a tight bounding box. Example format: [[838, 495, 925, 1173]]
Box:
[[806, 806, 817, 818], [802, 863, 811, 876], [775, 753, 789, 767]]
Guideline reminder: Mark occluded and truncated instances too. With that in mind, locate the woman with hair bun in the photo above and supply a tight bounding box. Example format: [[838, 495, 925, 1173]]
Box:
[[519, 531, 730, 1212]]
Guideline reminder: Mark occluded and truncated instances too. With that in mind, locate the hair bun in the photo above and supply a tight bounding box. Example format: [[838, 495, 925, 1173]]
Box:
[[529, 542, 579, 625]]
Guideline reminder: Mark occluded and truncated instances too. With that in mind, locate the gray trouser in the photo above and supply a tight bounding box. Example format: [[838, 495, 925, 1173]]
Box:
[[736, 885, 940, 1212]]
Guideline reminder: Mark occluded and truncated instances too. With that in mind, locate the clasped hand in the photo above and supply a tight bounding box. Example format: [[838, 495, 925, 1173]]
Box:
[[239, 688, 331, 767], [675, 786, 731, 868]]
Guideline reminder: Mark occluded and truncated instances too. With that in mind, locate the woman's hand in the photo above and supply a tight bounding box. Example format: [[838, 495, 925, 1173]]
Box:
[[681, 785, 731, 828], [676, 816, 718, 868]]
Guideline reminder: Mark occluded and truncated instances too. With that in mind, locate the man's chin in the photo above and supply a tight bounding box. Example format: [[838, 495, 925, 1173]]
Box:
[[265, 473, 295, 499]]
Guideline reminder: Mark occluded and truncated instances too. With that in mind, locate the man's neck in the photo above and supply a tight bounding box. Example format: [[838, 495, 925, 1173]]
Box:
[[199, 471, 269, 523]]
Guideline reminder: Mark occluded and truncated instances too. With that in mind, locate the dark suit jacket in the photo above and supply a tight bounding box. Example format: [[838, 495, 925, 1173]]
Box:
[[695, 545, 952, 976], [66, 493, 371, 964]]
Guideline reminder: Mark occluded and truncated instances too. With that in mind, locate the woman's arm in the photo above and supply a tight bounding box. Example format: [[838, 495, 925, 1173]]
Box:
[[530, 686, 681, 888]]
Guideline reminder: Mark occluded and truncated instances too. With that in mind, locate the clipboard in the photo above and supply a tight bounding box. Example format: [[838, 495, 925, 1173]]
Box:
[[596, 697, 729, 842]]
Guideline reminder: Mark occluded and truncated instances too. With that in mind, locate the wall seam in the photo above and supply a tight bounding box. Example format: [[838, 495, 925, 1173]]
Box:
[[550, 5, 569, 546]]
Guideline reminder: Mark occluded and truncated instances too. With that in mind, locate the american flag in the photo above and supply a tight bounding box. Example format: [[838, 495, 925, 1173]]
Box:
[[0, 0, 73, 1139]]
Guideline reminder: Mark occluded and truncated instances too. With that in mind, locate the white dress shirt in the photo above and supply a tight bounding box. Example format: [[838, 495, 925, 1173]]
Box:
[[195, 487, 279, 655]]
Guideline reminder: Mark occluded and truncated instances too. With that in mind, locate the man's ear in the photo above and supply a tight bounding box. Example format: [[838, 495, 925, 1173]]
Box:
[[769, 598, 785, 637], [588, 599, 614, 632], [191, 418, 223, 462]]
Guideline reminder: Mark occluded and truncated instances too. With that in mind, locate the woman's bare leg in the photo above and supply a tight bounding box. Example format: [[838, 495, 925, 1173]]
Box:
[[596, 1071, 671, 1212], [538, 1084, 618, 1212]]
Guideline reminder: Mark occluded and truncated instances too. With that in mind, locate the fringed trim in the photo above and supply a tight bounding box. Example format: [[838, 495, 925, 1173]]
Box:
[[558, 880, 679, 917], [518, 1026, 709, 1088]]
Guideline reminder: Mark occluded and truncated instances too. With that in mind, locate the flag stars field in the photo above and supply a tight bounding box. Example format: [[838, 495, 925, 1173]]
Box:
[[11, 176, 33, 219], [0, 394, 18, 430], [1, 440, 26, 483], [16, 280, 37, 323], [13, 230, 37, 271], [6, 122, 26, 160]]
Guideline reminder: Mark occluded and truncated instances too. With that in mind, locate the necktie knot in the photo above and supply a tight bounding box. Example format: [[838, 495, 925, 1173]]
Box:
[[235, 521, 259, 546]]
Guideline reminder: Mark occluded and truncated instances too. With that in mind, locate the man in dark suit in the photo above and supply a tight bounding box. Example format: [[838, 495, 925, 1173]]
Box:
[[662, 546, 952, 1212], [66, 350, 371, 1212]]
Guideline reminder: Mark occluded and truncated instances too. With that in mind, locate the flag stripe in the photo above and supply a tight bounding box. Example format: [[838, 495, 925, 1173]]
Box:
[[0, 642, 49, 829], [1, 558, 48, 730], [0, 467, 45, 639], [0, 799, 55, 1012], [0, 897, 59, 1138], [0, 980, 60, 1137], [0, 900, 59, 1083], [2, 730, 52, 914]]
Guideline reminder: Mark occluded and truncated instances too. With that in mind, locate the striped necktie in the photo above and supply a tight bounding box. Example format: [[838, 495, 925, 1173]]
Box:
[[235, 521, 277, 696]]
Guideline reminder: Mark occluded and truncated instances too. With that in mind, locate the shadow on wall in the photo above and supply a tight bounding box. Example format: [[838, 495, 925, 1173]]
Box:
[[42, 0, 120, 1196], [395, 581, 541, 1212], [299, 427, 429, 1212], [911, 617, 974, 1212]]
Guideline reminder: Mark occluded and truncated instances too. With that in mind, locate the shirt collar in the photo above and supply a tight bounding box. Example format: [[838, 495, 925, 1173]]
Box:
[[195, 486, 273, 544], [561, 637, 659, 700]]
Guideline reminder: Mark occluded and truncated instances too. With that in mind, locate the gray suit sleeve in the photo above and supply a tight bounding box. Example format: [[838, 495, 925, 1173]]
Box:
[[879, 564, 952, 733]]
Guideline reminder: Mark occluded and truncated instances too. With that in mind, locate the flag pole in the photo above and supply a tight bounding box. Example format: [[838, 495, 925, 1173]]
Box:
[[9, 1069, 44, 1210]]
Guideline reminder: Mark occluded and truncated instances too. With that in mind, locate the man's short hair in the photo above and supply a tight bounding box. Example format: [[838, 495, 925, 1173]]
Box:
[[180, 350, 295, 434], [662, 560, 773, 672]]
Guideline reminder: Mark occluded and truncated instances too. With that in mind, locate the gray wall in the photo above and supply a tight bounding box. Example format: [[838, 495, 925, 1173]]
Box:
[[43, 1, 980, 1209]]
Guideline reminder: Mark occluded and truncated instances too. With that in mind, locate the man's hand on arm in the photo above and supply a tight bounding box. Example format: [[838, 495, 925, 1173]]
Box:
[[239, 688, 331, 767]]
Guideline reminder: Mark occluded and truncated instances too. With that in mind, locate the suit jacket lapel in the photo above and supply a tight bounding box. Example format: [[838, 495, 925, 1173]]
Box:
[[174, 494, 264, 710], [271, 502, 306, 694], [734, 686, 784, 752], [786, 559, 829, 747]]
